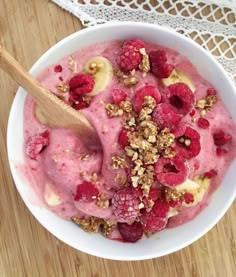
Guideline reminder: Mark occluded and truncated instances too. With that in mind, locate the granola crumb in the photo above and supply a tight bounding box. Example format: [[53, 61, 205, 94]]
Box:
[[56, 82, 69, 93], [139, 48, 150, 73], [115, 173, 127, 186], [123, 76, 139, 87], [80, 154, 90, 161], [105, 103, 124, 117], [90, 172, 98, 183], [111, 155, 128, 169], [100, 220, 115, 237], [96, 193, 110, 208], [195, 95, 218, 111], [71, 216, 102, 233]]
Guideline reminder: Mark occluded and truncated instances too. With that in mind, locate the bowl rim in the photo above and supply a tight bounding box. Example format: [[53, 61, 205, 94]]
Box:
[[6, 21, 236, 260]]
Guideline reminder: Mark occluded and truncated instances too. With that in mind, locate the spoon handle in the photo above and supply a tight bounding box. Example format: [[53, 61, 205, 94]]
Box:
[[0, 46, 97, 142]]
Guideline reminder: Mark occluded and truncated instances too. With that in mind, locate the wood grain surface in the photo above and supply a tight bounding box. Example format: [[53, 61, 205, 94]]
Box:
[[0, 1, 235, 276]]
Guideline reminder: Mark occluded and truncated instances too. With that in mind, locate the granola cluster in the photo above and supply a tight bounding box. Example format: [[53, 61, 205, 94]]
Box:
[[105, 94, 176, 196], [71, 216, 114, 236], [195, 95, 218, 114]]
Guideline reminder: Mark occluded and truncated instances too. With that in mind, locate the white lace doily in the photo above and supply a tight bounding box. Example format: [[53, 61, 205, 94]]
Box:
[[51, 0, 236, 84]]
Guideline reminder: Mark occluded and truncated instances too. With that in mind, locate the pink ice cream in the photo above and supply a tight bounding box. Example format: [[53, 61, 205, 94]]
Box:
[[23, 39, 236, 242]]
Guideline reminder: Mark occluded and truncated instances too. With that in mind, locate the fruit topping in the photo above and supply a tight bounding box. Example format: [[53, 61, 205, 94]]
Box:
[[213, 130, 232, 146], [140, 211, 167, 232], [216, 148, 228, 156], [69, 73, 94, 95], [162, 82, 195, 115], [26, 130, 49, 159], [197, 117, 210, 129], [111, 88, 127, 104], [154, 156, 188, 186], [117, 39, 146, 72], [167, 176, 210, 207], [148, 188, 159, 201], [118, 128, 129, 147], [118, 221, 143, 242], [162, 68, 195, 92], [54, 65, 63, 73], [204, 169, 217, 179], [112, 188, 140, 223], [152, 200, 170, 218], [74, 181, 99, 202], [44, 183, 62, 206], [152, 103, 181, 131], [175, 126, 201, 159], [189, 109, 196, 117], [83, 56, 113, 95], [207, 87, 217, 96], [69, 97, 91, 110], [149, 50, 174, 78], [183, 192, 194, 204], [133, 85, 161, 112]]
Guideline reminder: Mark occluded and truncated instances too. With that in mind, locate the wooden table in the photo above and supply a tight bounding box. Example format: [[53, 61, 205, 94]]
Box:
[[0, 1, 235, 276]]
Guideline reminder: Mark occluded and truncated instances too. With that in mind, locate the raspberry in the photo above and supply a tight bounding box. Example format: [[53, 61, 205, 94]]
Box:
[[154, 156, 188, 186], [118, 128, 129, 147], [183, 192, 194, 204], [117, 39, 146, 72], [216, 147, 228, 156], [141, 188, 160, 210], [131, 187, 142, 197], [197, 117, 210, 129], [169, 198, 183, 208], [74, 181, 99, 202], [68, 92, 90, 110], [54, 65, 63, 73], [69, 97, 89, 110], [152, 103, 181, 131], [140, 211, 167, 232], [175, 126, 201, 159], [111, 88, 127, 104], [112, 188, 140, 223], [189, 109, 196, 117], [118, 221, 143, 242], [149, 50, 174, 78], [152, 200, 170, 218], [26, 130, 49, 159], [213, 131, 232, 146], [162, 83, 195, 115], [69, 73, 94, 95], [149, 188, 159, 201], [204, 169, 217, 179], [207, 87, 217, 96], [133, 85, 161, 112]]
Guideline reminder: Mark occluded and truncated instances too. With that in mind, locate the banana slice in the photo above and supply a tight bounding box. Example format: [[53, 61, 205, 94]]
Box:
[[44, 183, 62, 206], [83, 56, 113, 96], [175, 178, 200, 193], [167, 207, 179, 218], [162, 68, 195, 92], [35, 104, 48, 125], [174, 176, 210, 207]]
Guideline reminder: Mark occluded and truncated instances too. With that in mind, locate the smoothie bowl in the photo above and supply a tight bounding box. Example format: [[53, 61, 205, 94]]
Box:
[[7, 22, 236, 260]]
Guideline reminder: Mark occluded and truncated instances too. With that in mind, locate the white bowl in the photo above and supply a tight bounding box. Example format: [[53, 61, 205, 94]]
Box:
[[7, 22, 236, 260]]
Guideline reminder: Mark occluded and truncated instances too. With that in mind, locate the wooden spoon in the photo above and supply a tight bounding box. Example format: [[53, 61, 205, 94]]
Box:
[[0, 46, 98, 144]]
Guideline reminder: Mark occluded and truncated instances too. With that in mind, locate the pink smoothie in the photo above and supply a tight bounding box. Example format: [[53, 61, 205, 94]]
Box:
[[23, 39, 236, 242]]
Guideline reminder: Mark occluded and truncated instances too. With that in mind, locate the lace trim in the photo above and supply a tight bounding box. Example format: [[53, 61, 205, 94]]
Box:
[[51, 0, 236, 82]]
